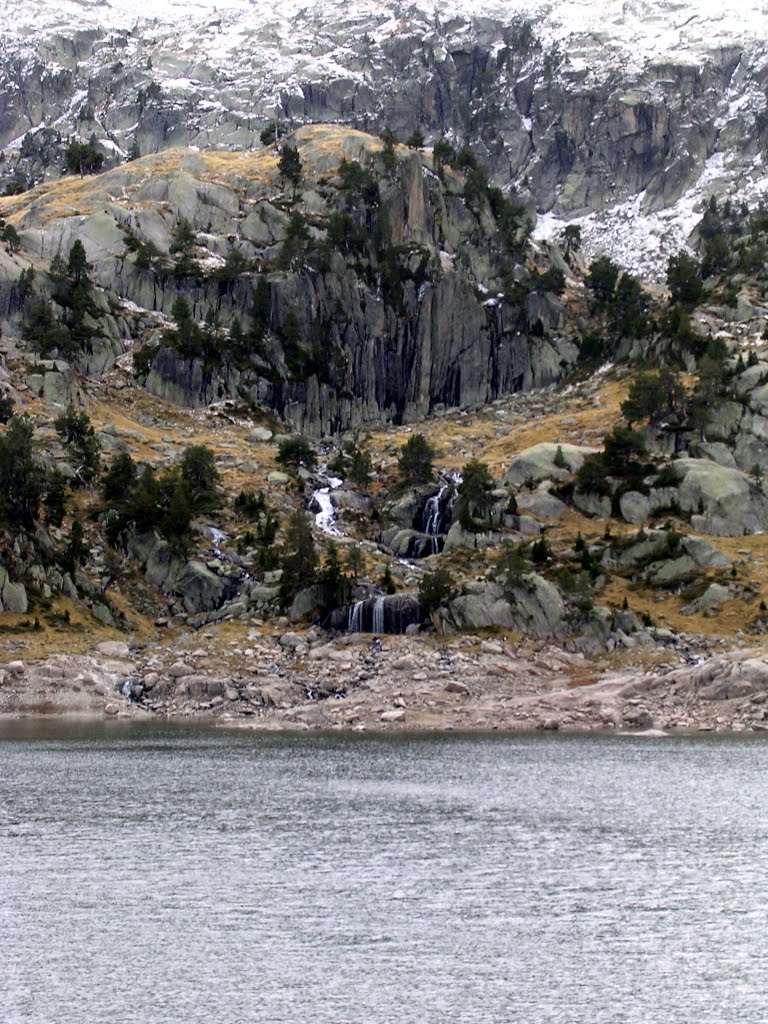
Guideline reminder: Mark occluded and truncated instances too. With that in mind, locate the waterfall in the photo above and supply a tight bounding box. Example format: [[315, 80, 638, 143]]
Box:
[[121, 678, 132, 700], [311, 471, 344, 537], [372, 596, 385, 634], [348, 600, 364, 632], [208, 526, 229, 553], [422, 484, 451, 554], [342, 594, 422, 635]]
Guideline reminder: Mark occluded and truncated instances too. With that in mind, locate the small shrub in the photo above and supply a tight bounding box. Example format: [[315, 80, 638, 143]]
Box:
[[276, 436, 317, 471], [418, 566, 456, 614]]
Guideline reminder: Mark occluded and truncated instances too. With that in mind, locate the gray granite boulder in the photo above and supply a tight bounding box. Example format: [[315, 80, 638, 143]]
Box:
[[671, 458, 768, 536], [501, 443, 597, 488]]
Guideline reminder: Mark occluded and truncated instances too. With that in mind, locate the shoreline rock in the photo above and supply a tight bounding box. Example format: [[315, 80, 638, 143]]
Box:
[[2, 633, 767, 736]]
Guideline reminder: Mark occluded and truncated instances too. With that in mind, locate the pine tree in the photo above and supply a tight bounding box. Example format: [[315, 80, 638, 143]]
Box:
[[179, 445, 220, 511], [457, 458, 494, 528], [398, 433, 436, 485], [65, 139, 104, 176], [251, 277, 271, 339], [418, 566, 455, 614], [129, 465, 163, 532], [279, 510, 317, 606], [67, 239, 91, 285], [278, 145, 302, 188], [666, 251, 703, 307], [276, 436, 316, 471], [320, 541, 347, 609], [380, 128, 397, 172], [0, 415, 46, 529], [1, 222, 21, 253], [54, 405, 100, 486], [102, 452, 137, 503], [163, 475, 194, 544]]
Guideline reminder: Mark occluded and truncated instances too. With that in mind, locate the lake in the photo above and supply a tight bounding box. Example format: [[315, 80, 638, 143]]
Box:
[[1, 722, 766, 1023]]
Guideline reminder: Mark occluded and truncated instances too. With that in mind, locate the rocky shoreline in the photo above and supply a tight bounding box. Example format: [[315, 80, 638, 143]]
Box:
[[2, 631, 768, 736]]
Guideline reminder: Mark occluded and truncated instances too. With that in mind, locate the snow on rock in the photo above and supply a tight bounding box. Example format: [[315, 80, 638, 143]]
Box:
[[3, 1, 768, 279]]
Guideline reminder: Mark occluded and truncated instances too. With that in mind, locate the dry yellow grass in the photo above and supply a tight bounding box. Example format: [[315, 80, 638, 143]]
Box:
[[0, 125, 427, 236], [364, 376, 629, 477]]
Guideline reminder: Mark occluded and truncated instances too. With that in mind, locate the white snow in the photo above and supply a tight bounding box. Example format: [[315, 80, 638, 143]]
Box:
[[2, 0, 768, 279], [532, 148, 768, 282], [3, 1, 766, 79]]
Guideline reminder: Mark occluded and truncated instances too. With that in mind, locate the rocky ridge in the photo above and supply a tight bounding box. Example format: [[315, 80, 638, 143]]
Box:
[[0, 127, 576, 436], [2, 104, 768, 727], [2, 1, 768, 275]]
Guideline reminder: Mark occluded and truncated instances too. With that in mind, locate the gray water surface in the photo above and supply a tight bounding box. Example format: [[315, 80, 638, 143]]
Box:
[[1, 723, 766, 1024]]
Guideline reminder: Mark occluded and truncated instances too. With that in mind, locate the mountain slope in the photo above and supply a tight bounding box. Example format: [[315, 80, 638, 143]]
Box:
[[0, 125, 574, 434], [2, 1, 768, 277]]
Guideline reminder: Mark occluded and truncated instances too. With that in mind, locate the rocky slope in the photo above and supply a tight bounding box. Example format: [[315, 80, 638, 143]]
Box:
[[1, 101, 768, 727], [0, 126, 573, 434], [2, 1, 768, 276]]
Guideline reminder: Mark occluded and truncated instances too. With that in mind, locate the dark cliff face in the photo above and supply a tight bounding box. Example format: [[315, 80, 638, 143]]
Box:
[[0, 127, 577, 436]]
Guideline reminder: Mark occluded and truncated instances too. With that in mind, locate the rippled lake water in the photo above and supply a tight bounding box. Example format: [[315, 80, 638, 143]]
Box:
[[1, 721, 767, 1024]]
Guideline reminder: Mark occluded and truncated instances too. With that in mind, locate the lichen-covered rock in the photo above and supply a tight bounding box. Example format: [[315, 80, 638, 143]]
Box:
[[443, 522, 503, 552], [682, 583, 732, 616], [603, 529, 731, 578], [573, 490, 612, 519], [618, 490, 651, 525], [517, 491, 567, 520], [174, 560, 226, 614], [1, 134, 579, 438], [501, 443, 597, 488], [441, 575, 566, 638], [671, 459, 768, 536]]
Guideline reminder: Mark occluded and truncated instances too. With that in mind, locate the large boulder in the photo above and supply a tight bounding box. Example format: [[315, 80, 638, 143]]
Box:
[[142, 537, 185, 591], [331, 488, 373, 512], [441, 575, 566, 638], [441, 585, 515, 631], [573, 490, 611, 518], [131, 534, 229, 612], [443, 522, 503, 552], [602, 528, 731, 581], [383, 528, 439, 559], [174, 561, 226, 613], [289, 584, 328, 622], [618, 490, 651, 525], [0, 566, 28, 614], [671, 458, 768, 536], [501, 443, 597, 488], [682, 583, 732, 616], [665, 650, 768, 702], [517, 491, 567, 520]]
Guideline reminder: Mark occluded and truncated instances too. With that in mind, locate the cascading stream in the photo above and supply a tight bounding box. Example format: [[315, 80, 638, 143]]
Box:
[[311, 470, 344, 537], [372, 595, 385, 634], [344, 593, 422, 635], [348, 600, 364, 632], [422, 484, 447, 554]]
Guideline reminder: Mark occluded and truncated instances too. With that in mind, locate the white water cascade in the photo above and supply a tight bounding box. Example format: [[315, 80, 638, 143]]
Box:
[[372, 596, 385, 634], [422, 484, 448, 554], [208, 526, 229, 553], [311, 473, 344, 537], [348, 600, 364, 632]]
